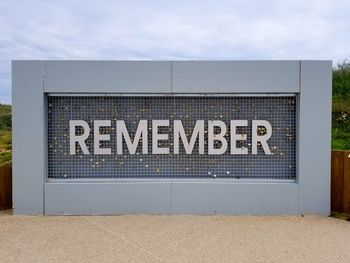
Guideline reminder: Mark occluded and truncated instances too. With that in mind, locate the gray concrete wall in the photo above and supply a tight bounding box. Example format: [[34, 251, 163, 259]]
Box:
[[12, 60, 332, 215]]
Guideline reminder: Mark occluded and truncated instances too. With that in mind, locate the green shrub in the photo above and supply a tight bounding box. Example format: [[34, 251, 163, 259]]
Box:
[[332, 60, 350, 150], [333, 60, 350, 100], [0, 114, 11, 129]]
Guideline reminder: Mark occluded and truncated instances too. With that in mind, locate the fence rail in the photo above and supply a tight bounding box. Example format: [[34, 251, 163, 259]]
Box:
[[331, 150, 350, 214], [0, 164, 12, 210]]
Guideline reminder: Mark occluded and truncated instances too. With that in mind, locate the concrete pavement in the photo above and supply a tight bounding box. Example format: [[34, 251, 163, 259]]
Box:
[[0, 211, 349, 263]]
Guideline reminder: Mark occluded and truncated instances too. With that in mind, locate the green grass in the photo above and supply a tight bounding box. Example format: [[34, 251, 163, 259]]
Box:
[[330, 212, 350, 221], [0, 151, 11, 166], [0, 129, 11, 150], [332, 128, 350, 150], [0, 104, 12, 165], [0, 129, 11, 166]]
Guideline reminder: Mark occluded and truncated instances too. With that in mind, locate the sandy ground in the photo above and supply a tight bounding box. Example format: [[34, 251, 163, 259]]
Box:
[[0, 211, 349, 263]]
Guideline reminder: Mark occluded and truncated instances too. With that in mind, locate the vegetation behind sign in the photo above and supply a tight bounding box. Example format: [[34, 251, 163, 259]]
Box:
[[332, 60, 350, 150]]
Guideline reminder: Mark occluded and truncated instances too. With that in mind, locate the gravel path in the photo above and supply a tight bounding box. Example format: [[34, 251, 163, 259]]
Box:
[[0, 212, 349, 262]]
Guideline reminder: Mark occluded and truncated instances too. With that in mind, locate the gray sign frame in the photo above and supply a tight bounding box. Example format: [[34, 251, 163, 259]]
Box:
[[12, 60, 332, 215]]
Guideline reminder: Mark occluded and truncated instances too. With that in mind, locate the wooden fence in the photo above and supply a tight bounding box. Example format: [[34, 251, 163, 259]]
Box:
[[0, 164, 12, 210], [331, 150, 350, 214]]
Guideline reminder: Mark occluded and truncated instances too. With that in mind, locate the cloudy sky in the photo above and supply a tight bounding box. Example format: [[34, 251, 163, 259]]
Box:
[[1, 0, 349, 104]]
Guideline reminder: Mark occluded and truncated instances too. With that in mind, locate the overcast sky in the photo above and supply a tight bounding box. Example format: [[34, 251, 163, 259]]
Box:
[[1, 0, 349, 104]]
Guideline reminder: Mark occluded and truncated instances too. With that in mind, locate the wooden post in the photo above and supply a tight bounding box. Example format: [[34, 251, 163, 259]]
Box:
[[343, 152, 350, 214], [0, 164, 12, 210], [331, 150, 350, 214], [331, 151, 344, 212]]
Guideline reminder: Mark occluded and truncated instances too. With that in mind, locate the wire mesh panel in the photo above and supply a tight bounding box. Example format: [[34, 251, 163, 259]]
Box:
[[47, 96, 297, 180]]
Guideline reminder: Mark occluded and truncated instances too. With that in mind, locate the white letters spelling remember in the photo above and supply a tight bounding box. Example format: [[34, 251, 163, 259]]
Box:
[[69, 120, 272, 155]]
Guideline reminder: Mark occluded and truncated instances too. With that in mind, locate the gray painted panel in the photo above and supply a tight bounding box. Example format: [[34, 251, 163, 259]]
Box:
[[12, 61, 44, 214], [45, 182, 298, 215], [43, 61, 171, 93], [45, 182, 172, 215], [171, 183, 298, 215], [12, 60, 332, 215], [172, 61, 300, 93], [299, 61, 332, 215]]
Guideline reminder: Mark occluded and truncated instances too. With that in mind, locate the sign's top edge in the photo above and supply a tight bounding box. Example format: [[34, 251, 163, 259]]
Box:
[[11, 59, 332, 63]]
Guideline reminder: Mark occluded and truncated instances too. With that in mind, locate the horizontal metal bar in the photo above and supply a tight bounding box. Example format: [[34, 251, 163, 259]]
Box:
[[46, 178, 297, 184], [47, 93, 297, 97]]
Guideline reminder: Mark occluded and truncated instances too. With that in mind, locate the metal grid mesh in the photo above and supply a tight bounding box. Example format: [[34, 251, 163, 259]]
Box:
[[47, 96, 297, 180]]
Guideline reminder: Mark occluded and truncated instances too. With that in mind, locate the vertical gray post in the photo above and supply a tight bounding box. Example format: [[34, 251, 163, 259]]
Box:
[[299, 61, 332, 215], [12, 61, 44, 214]]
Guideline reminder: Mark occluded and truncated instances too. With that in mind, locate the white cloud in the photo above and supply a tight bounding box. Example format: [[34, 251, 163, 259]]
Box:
[[0, 0, 350, 104]]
